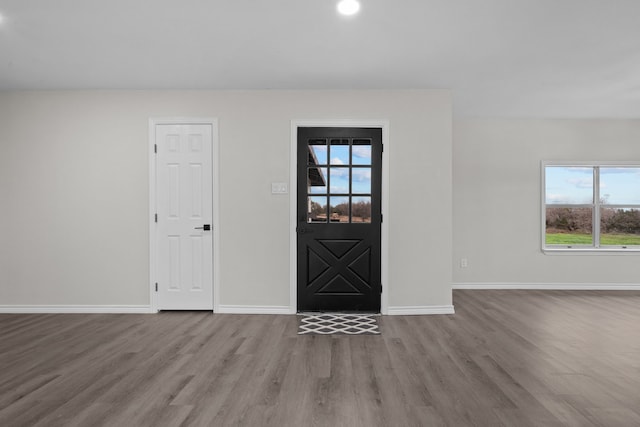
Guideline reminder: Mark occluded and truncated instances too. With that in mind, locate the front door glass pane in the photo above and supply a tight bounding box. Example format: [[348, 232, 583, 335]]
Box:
[[308, 196, 327, 223], [352, 168, 371, 194], [308, 167, 327, 194], [352, 196, 371, 223], [330, 139, 350, 165], [308, 140, 327, 165], [330, 168, 350, 193], [329, 196, 349, 223], [352, 140, 371, 165]]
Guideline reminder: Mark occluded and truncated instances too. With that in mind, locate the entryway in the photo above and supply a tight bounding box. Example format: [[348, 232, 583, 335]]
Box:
[[296, 126, 383, 312]]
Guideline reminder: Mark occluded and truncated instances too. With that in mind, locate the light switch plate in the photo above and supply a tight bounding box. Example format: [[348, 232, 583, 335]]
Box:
[[271, 182, 288, 194]]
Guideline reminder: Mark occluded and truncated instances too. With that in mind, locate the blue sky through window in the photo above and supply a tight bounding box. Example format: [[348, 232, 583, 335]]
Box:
[[546, 166, 640, 205], [601, 168, 640, 204], [309, 143, 372, 195]]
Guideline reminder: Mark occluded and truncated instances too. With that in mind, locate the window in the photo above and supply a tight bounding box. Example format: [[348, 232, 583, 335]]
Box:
[[543, 162, 640, 252], [307, 138, 373, 224]]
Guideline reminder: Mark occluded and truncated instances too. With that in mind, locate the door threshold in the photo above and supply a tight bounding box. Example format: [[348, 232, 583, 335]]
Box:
[[297, 311, 381, 316]]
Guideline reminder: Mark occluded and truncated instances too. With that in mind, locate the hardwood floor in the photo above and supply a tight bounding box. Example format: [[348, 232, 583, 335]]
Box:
[[1, 290, 639, 426]]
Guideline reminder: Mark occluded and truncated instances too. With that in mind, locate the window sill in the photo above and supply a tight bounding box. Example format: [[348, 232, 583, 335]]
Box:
[[543, 247, 640, 255]]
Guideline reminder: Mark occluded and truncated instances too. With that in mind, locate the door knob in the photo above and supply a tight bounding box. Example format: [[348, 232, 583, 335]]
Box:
[[195, 224, 211, 231]]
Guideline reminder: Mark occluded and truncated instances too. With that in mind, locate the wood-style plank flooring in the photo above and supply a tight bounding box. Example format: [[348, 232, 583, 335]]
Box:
[[1, 290, 639, 426]]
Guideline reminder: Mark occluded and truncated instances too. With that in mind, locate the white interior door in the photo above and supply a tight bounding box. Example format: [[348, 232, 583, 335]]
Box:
[[155, 124, 213, 310]]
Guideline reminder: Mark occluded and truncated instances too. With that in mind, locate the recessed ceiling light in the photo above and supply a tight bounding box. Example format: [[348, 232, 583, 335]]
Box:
[[337, 0, 360, 16]]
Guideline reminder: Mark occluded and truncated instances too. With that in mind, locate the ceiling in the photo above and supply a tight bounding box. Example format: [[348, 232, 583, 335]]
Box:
[[1, 0, 639, 118]]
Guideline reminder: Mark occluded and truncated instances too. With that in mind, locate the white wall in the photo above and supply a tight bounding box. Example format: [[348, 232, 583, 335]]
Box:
[[0, 90, 453, 311], [454, 119, 640, 288]]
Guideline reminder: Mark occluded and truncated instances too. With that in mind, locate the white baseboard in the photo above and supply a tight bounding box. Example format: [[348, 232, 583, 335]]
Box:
[[216, 305, 293, 315], [453, 282, 640, 291], [386, 305, 455, 315], [0, 305, 154, 314]]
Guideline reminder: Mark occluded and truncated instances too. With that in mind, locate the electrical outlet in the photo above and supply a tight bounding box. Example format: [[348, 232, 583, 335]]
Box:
[[460, 258, 468, 268]]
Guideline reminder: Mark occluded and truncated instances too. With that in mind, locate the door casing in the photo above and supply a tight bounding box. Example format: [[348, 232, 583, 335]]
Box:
[[149, 118, 221, 312], [290, 120, 390, 314]]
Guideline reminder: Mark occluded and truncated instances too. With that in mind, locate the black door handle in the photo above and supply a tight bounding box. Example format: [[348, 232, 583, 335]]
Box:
[[195, 224, 211, 231]]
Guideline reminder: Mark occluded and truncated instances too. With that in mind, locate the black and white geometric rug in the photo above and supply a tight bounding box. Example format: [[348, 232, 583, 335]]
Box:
[[297, 314, 381, 335]]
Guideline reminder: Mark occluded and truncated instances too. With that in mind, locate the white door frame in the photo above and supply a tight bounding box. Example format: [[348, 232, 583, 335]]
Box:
[[149, 117, 221, 312], [290, 120, 390, 314]]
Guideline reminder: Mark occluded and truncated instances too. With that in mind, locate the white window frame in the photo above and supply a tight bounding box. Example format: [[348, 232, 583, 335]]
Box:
[[542, 161, 640, 254]]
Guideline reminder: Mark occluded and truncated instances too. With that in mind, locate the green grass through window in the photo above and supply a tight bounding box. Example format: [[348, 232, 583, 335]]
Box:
[[600, 234, 640, 245], [545, 233, 592, 245], [546, 233, 640, 246]]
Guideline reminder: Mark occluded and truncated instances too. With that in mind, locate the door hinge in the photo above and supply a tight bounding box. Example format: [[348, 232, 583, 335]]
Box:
[[155, 283, 158, 292], [381, 144, 384, 153], [155, 213, 158, 223], [381, 214, 383, 223], [154, 144, 157, 153]]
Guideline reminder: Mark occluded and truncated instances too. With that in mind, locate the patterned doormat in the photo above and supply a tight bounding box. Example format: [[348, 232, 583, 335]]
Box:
[[297, 314, 381, 335]]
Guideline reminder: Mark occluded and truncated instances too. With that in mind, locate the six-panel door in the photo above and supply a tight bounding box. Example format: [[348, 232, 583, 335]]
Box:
[[156, 124, 214, 310]]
